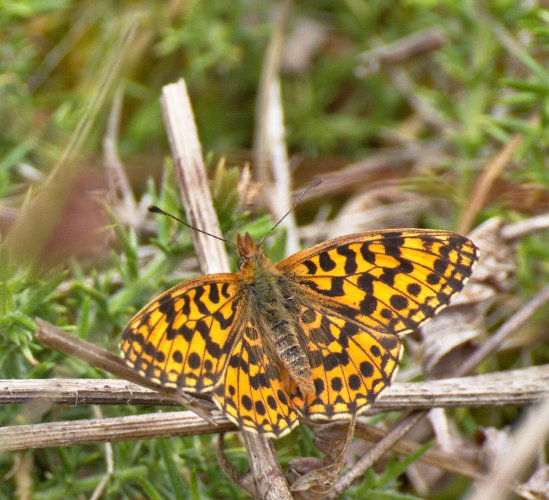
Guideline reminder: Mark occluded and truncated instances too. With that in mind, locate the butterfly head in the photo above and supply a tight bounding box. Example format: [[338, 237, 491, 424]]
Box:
[[236, 232, 267, 275]]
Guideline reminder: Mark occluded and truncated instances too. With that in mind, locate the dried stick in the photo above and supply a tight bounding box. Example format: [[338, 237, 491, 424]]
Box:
[[160, 80, 291, 500], [356, 27, 447, 75], [302, 142, 443, 201], [0, 411, 234, 452], [89, 406, 114, 500], [253, 0, 298, 255], [217, 434, 255, 497], [103, 85, 139, 226], [2, 366, 546, 453], [501, 212, 549, 241], [160, 81, 230, 274], [3, 364, 548, 408]]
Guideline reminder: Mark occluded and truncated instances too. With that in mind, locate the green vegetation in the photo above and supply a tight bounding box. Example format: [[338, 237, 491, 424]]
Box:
[[1, 0, 548, 498]]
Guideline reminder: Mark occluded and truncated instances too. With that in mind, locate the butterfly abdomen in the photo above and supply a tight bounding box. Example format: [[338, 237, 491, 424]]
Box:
[[272, 321, 314, 395]]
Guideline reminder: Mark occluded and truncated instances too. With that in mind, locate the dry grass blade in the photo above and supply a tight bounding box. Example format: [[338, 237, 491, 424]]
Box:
[[458, 132, 524, 234], [456, 285, 549, 377]]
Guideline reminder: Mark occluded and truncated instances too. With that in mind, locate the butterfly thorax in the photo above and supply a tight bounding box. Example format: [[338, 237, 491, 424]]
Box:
[[236, 233, 314, 395]]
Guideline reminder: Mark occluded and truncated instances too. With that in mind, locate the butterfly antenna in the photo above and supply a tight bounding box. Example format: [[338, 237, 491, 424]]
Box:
[[148, 205, 236, 247], [259, 177, 322, 246]]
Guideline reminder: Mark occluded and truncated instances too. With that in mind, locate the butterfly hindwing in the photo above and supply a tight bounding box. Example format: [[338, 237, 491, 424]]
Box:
[[278, 229, 478, 335], [286, 305, 402, 421], [212, 320, 299, 438], [119, 274, 243, 392]]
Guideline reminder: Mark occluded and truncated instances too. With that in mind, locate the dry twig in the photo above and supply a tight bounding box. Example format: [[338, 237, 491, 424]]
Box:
[[356, 28, 447, 76], [3, 365, 548, 408], [355, 422, 483, 480]]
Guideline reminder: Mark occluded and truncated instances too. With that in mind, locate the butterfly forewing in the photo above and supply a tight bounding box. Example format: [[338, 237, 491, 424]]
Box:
[[278, 230, 478, 336], [119, 275, 243, 392]]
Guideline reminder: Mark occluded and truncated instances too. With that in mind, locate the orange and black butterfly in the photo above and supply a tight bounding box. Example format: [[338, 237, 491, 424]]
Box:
[[120, 228, 478, 438]]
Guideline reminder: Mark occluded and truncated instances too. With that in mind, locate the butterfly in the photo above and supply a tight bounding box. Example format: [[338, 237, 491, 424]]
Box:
[[120, 228, 478, 438]]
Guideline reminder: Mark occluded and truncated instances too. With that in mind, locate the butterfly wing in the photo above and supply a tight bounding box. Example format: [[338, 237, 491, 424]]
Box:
[[120, 274, 244, 393], [277, 229, 478, 419], [283, 304, 401, 420], [277, 229, 478, 335], [212, 319, 299, 439]]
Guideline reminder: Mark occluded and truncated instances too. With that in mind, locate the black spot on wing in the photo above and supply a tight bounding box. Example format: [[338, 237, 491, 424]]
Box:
[[357, 273, 374, 294], [360, 243, 376, 264], [360, 296, 377, 316], [331, 377, 342, 391], [220, 283, 231, 299], [396, 258, 414, 273], [181, 295, 190, 316], [378, 268, 398, 287], [318, 251, 337, 272], [193, 287, 210, 315], [383, 233, 404, 258], [427, 273, 441, 285], [390, 294, 409, 311], [407, 283, 421, 296], [188, 352, 201, 369], [303, 260, 317, 275], [208, 284, 220, 304], [241, 395, 253, 411], [348, 374, 361, 391], [336, 246, 358, 274]]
